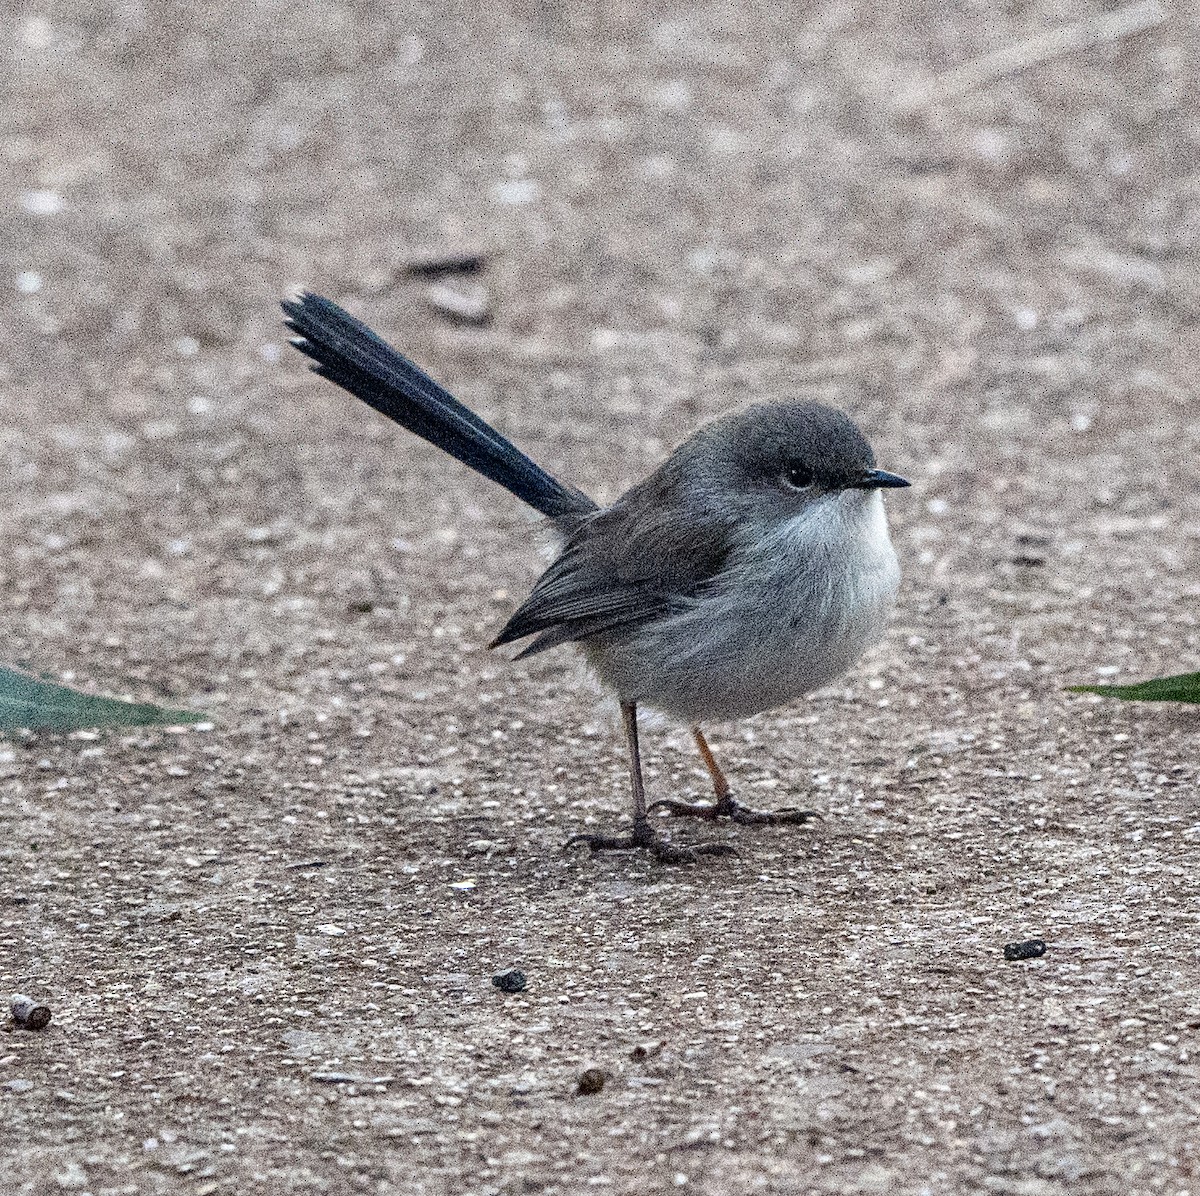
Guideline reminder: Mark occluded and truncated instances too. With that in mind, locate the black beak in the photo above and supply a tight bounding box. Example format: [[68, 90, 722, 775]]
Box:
[[853, 468, 911, 490]]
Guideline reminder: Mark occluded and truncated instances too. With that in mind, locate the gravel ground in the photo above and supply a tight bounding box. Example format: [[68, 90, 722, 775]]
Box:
[[4, 1, 1200, 1193]]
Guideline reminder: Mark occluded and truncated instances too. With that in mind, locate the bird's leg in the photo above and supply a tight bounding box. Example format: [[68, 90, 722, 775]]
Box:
[[565, 703, 736, 863], [647, 727, 822, 826]]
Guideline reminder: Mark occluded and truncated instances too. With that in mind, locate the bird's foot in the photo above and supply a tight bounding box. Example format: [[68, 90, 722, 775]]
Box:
[[648, 794, 822, 826], [565, 818, 736, 864]]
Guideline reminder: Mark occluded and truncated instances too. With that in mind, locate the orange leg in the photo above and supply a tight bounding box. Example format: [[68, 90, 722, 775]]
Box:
[[692, 727, 733, 801], [647, 727, 822, 826]]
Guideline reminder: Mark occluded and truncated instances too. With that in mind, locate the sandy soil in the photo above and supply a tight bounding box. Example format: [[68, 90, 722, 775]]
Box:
[[4, 1, 1200, 1193]]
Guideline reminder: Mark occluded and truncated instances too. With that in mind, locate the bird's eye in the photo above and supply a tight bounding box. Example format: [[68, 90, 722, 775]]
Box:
[[782, 464, 815, 491]]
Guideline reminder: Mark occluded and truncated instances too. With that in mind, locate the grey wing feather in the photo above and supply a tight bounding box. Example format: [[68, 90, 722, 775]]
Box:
[[490, 563, 673, 653], [490, 473, 739, 656], [509, 609, 669, 660]]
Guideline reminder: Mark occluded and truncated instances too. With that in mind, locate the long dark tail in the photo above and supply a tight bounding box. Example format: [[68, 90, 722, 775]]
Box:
[[282, 293, 596, 520]]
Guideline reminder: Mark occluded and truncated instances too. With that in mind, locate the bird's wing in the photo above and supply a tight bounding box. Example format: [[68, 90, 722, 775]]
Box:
[[490, 484, 739, 657], [490, 555, 673, 657]]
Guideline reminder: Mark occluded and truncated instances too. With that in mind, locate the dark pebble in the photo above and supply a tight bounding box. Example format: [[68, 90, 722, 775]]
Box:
[[577, 1068, 606, 1096], [1004, 939, 1047, 961], [10, 995, 52, 1030], [491, 969, 527, 993], [630, 1041, 664, 1061], [403, 250, 486, 277]]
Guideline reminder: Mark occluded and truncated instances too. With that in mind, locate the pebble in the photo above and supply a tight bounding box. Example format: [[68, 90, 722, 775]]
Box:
[[10, 993, 51, 1030], [631, 1041, 664, 1061], [1004, 939, 1047, 961], [577, 1068, 606, 1095], [491, 969, 527, 993], [427, 280, 491, 325]]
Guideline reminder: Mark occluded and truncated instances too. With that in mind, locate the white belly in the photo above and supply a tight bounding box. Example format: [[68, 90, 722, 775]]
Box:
[[583, 490, 900, 724]]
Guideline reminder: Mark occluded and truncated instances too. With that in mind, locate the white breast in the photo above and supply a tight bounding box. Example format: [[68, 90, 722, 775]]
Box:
[[585, 489, 900, 724]]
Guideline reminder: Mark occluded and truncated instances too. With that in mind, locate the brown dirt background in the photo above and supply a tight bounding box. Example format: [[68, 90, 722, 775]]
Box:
[[4, 1, 1200, 1193]]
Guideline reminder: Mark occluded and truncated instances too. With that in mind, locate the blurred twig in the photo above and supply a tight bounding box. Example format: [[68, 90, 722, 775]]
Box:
[[899, 0, 1168, 109]]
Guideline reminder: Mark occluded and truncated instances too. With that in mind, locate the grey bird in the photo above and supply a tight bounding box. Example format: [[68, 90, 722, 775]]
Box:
[[282, 293, 909, 863]]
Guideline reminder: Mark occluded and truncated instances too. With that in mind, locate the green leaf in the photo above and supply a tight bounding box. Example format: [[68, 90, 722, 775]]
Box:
[[0, 665, 205, 732], [1068, 671, 1200, 704]]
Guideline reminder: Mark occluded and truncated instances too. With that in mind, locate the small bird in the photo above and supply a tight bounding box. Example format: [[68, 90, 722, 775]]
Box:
[[282, 294, 909, 863]]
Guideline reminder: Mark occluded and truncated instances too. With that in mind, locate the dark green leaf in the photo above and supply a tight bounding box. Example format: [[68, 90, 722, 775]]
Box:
[[0, 665, 204, 732], [1068, 671, 1200, 704]]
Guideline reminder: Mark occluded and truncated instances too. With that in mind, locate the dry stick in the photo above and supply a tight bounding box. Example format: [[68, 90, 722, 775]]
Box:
[[899, 0, 1168, 109], [401, 246, 487, 277], [309, 1072, 394, 1085]]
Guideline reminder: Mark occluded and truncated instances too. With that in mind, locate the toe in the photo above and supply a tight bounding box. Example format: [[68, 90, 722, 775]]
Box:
[[647, 798, 720, 821], [564, 832, 634, 852], [650, 839, 737, 864], [650, 842, 696, 864], [724, 802, 822, 826], [691, 842, 739, 858]]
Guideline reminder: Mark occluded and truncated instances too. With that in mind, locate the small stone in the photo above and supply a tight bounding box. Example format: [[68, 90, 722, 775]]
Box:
[[1004, 939, 1047, 961], [464, 839, 501, 856], [54, 1161, 87, 1189], [427, 280, 491, 325], [576, 1068, 606, 1096], [631, 1041, 664, 1061], [491, 969, 526, 994], [10, 994, 51, 1030], [492, 179, 539, 206], [21, 189, 63, 215]]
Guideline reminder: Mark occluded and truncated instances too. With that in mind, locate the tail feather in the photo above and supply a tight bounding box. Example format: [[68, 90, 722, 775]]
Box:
[[282, 293, 596, 520]]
